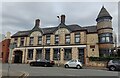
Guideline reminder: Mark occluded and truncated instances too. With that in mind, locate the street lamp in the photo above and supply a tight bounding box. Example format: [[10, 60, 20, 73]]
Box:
[[8, 42, 16, 77], [57, 15, 60, 67]]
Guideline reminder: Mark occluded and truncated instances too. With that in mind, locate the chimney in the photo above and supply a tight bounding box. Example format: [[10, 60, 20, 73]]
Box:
[[6, 32, 11, 39], [35, 19, 40, 27], [61, 15, 65, 24]]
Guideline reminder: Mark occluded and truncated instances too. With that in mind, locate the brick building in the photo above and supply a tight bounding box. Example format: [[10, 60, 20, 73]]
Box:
[[0, 39, 10, 63], [10, 6, 114, 65]]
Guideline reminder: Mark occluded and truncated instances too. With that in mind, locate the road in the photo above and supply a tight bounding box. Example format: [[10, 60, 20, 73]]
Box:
[[2, 64, 120, 77]]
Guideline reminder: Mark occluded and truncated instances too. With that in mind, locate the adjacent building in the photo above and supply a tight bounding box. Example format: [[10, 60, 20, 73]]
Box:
[[10, 6, 114, 65], [0, 32, 11, 63]]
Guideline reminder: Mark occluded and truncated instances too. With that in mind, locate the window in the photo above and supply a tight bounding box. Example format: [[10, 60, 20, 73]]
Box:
[[38, 36, 42, 45], [46, 35, 50, 44], [75, 33, 80, 43], [97, 18, 111, 23], [65, 34, 70, 44], [14, 38, 18, 46], [99, 49, 112, 57], [55, 35, 59, 44], [30, 37, 34, 45], [64, 48, 72, 60], [45, 49, 50, 60], [1, 52, 3, 58], [99, 33, 113, 43], [20, 37, 24, 46], [27, 49, 33, 60], [36, 49, 42, 60], [53, 48, 60, 60]]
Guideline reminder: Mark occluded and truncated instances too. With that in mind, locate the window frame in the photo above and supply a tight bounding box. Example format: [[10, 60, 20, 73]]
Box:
[[64, 48, 72, 60], [29, 37, 34, 45], [55, 35, 59, 44], [38, 36, 42, 45], [27, 49, 33, 60], [65, 34, 70, 44], [46, 35, 51, 45], [53, 48, 60, 60], [75, 33, 80, 43], [20, 37, 24, 46], [99, 33, 113, 43]]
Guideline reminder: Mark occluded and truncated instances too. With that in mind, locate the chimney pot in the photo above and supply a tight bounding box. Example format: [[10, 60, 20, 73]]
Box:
[[61, 15, 65, 24], [35, 19, 40, 26]]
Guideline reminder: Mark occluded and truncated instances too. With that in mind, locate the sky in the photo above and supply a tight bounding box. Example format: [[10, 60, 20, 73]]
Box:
[[1, 0, 119, 45]]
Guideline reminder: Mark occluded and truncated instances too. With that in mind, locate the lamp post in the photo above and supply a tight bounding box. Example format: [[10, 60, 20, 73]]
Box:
[[8, 42, 16, 77], [57, 15, 60, 67]]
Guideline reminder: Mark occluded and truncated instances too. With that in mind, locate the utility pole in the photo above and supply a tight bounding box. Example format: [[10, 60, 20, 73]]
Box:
[[57, 15, 60, 67], [8, 42, 16, 77]]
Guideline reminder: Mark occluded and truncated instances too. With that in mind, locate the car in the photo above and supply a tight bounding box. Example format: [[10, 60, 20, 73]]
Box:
[[64, 59, 83, 69], [106, 60, 120, 71], [29, 59, 55, 67]]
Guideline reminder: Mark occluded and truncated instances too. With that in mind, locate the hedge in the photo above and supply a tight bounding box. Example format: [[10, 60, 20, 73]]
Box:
[[89, 57, 120, 61]]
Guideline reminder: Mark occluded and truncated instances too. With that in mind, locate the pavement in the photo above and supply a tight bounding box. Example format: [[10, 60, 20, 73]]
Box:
[[83, 66, 107, 70], [1, 69, 27, 78]]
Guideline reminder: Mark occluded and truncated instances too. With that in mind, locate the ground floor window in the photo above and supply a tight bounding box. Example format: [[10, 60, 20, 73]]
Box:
[[99, 49, 113, 57], [78, 48, 84, 64], [64, 48, 72, 60], [27, 49, 33, 60], [53, 48, 60, 60], [45, 48, 50, 60], [36, 49, 42, 60]]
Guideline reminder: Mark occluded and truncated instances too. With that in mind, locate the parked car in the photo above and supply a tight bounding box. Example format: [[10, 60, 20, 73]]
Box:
[[29, 59, 55, 67], [106, 60, 120, 71], [64, 59, 83, 69]]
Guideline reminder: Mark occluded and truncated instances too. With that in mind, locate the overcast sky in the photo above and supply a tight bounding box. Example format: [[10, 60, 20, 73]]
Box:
[[1, 1, 119, 44]]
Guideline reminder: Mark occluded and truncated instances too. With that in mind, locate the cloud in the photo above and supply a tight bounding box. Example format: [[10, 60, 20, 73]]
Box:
[[2, 2, 118, 41]]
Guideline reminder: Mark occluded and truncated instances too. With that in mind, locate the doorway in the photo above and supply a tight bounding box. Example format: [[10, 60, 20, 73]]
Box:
[[78, 48, 84, 64], [14, 50, 22, 63]]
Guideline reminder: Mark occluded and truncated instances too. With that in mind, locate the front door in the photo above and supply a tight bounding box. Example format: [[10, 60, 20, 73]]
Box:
[[14, 51, 22, 63], [78, 48, 84, 64]]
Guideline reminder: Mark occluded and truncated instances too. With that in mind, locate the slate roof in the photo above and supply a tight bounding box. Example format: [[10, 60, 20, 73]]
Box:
[[11, 24, 97, 37], [12, 30, 31, 37], [96, 6, 112, 21], [83, 25, 97, 33]]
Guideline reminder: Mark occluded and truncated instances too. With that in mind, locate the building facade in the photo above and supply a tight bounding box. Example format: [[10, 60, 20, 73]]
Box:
[[10, 6, 114, 65], [0, 39, 10, 63]]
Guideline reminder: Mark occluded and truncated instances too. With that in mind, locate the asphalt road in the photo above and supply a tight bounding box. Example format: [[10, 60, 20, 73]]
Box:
[[2, 64, 120, 77]]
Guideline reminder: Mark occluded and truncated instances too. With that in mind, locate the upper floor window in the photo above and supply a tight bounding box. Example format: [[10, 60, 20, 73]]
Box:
[[55, 35, 59, 44], [20, 37, 24, 46], [65, 34, 70, 44], [99, 33, 113, 43], [14, 38, 18, 43], [75, 33, 80, 43], [46, 35, 50, 44], [14, 38, 18, 47], [38, 36, 42, 45], [30, 37, 34, 45], [98, 18, 111, 23]]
